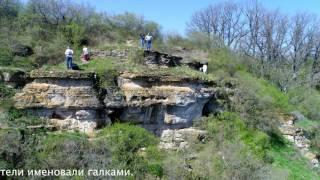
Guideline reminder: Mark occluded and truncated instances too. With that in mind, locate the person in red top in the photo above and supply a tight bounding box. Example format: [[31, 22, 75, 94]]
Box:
[[83, 46, 90, 61]]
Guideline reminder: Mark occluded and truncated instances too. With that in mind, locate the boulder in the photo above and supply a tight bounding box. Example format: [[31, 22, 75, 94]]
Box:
[[159, 128, 207, 150], [144, 50, 182, 67], [0, 67, 28, 87], [144, 49, 208, 70], [290, 111, 306, 121], [49, 118, 97, 133]]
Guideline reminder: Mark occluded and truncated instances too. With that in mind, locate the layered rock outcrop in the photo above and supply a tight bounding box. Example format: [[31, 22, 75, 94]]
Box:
[[14, 70, 109, 133], [12, 48, 229, 147], [13, 69, 226, 136], [104, 72, 222, 135]]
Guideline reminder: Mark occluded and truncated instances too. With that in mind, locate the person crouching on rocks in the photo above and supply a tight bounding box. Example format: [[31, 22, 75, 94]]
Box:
[[82, 46, 90, 62], [65, 46, 74, 69], [145, 33, 153, 51], [200, 63, 208, 74]]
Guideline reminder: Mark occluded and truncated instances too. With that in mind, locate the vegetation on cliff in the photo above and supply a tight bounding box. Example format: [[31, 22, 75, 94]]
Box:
[[1, 0, 320, 179]]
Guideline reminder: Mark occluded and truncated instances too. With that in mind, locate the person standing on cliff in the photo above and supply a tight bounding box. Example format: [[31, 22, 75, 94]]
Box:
[[82, 46, 90, 62], [139, 33, 145, 48], [65, 46, 74, 69], [145, 33, 153, 51]]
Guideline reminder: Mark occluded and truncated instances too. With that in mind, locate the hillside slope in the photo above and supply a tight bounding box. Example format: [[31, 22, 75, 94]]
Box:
[[1, 45, 319, 179]]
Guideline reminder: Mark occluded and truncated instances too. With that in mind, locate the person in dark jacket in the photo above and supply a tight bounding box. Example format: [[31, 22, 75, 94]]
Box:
[[139, 33, 145, 48]]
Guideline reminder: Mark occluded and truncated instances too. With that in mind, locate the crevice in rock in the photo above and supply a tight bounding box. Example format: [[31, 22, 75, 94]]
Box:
[[108, 108, 124, 123], [50, 111, 64, 120], [202, 96, 223, 117]]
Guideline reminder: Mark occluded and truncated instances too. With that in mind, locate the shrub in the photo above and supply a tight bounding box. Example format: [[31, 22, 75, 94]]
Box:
[[82, 138, 112, 170], [0, 128, 45, 170], [164, 112, 275, 179], [208, 48, 246, 78], [231, 71, 290, 133], [97, 123, 162, 177], [288, 87, 320, 120], [61, 23, 86, 47], [198, 112, 271, 160], [35, 133, 88, 169], [0, 83, 15, 99], [0, 46, 14, 66], [79, 57, 118, 88], [310, 129, 320, 152], [33, 37, 68, 67], [128, 49, 145, 65], [0, 129, 23, 169], [6, 108, 44, 127], [192, 142, 273, 180]]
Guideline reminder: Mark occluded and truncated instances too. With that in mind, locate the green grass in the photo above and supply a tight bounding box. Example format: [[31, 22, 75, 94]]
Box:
[[0, 83, 15, 112], [125, 64, 216, 82], [80, 57, 119, 87], [200, 112, 271, 160], [201, 112, 319, 179], [289, 87, 320, 120], [296, 119, 320, 132], [97, 43, 140, 51], [236, 71, 292, 112], [97, 123, 163, 178], [269, 144, 319, 180]]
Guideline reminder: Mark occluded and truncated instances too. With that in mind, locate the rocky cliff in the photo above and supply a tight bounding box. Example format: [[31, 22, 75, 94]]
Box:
[[112, 72, 222, 134], [14, 70, 109, 133], [12, 48, 233, 151], [13, 69, 230, 136]]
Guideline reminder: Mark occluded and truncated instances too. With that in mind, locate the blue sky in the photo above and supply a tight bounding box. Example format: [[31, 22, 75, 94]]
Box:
[[26, 0, 320, 35], [77, 0, 320, 35]]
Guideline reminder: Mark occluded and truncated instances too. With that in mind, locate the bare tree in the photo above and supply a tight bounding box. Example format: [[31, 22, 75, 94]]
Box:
[[187, 0, 320, 88], [187, 6, 214, 48], [187, 1, 246, 48], [242, 0, 264, 57], [221, 2, 245, 48], [288, 13, 312, 78], [28, 0, 78, 26]]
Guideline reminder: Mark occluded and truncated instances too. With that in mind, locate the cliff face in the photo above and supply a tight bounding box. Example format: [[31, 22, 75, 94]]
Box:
[[12, 49, 232, 149], [14, 70, 108, 133], [114, 72, 218, 134], [13, 69, 230, 135]]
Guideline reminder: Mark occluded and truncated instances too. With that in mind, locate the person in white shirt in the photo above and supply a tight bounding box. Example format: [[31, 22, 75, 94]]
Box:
[[202, 63, 208, 74], [82, 46, 90, 61], [200, 63, 208, 74], [145, 33, 153, 50], [65, 46, 73, 69]]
